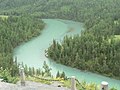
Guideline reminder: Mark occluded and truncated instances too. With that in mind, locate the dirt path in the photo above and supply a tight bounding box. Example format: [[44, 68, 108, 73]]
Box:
[[0, 81, 70, 90]]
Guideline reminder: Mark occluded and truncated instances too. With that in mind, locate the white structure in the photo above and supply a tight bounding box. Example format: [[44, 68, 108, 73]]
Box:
[[71, 76, 76, 90], [19, 67, 26, 86], [101, 81, 108, 90]]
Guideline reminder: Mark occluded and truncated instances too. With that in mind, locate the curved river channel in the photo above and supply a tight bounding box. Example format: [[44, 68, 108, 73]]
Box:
[[14, 19, 120, 89]]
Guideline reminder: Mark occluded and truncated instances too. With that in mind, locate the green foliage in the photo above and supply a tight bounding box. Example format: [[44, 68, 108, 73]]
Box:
[[36, 68, 41, 76], [56, 71, 67, 80], [0, 69, 19, 83], [42, 61, 52, 77], [62, 79, 99, 90], [47, 33, 120, 79], [0, 0, 120, 87], [60, 72, 66, 79], [56, 71, 60, 78], [0, 15, 45, 82], [0, 0, 119, 35], [26, 76, 52, 85], [42, 0, 120, 79], [24, 61, 52, 78], [110, 88, 117, 90], [63, 79, 117, 90]]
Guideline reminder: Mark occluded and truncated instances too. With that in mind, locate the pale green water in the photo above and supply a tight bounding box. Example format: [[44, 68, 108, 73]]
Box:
[[14, 19, 120, 89]]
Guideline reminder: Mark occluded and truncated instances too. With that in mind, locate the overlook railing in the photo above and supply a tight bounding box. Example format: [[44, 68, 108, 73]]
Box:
[[19, 67, 109, 90]]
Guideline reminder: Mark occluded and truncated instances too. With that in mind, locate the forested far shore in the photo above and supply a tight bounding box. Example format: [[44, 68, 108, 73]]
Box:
[[0, 15, 45, 82], [47, 34, 120, 79], [43, 0, 120, 79], [0, 0, 120, 81]]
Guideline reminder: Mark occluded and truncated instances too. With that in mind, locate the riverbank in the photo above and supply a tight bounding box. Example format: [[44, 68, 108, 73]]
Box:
[[14, 19, 120, 89], [0, 15, 45, 83]]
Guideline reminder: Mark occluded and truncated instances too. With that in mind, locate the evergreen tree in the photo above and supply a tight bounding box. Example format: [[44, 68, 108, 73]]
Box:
[[56, 71, 60, 78], [60, 71, 66, 79]]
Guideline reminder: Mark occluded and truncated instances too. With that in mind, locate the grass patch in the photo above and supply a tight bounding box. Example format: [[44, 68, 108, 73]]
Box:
[[26, 76, 53, 85], [114, 35, 120, 40], [0, 15, 8, 19], [62, 80, 99, 90], [25, 76, 117, 90]]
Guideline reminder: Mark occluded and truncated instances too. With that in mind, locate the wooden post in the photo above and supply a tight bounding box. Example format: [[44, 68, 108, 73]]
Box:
[[19, 67, 25, 86], [101, 81, 108, 90], [71, 76, 76, 90]]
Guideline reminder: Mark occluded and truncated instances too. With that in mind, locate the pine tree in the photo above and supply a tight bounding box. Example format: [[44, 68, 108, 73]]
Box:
[[56, 71, 60, 78], [60, 71, 65, 79], [43, 61, 51, 77]]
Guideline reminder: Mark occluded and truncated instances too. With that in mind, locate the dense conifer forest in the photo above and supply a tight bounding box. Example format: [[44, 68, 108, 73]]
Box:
[[43, 0, 120, 79], [0, 0, 120, 81], [0, 15, 45, 82]]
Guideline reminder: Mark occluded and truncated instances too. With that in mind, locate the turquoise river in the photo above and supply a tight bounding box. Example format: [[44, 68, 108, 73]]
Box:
[[14, 19, 120, 89]]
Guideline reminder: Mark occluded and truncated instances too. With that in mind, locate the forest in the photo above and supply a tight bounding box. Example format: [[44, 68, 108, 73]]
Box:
[[42, 0, 120, 79], [0, 0, 120, 81], [0, 15, 45, 82]]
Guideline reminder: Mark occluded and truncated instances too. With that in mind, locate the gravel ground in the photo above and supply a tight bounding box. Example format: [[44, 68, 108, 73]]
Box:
[[0, 81, 70, 90]]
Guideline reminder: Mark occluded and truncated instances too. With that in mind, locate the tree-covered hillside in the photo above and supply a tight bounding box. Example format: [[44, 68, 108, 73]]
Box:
[[0, 0, 120, 33], [0, 0, 120, 79], [0, 15, 45, 82], [41, 0, 120, 79]]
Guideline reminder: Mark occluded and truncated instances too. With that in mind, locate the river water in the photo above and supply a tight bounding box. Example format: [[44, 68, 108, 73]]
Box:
[[14, 19, 120, 89]]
